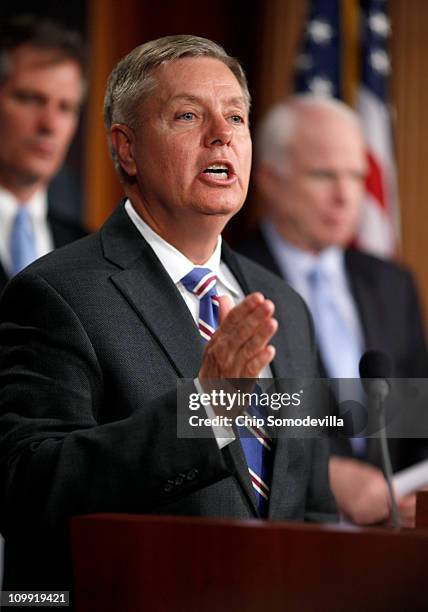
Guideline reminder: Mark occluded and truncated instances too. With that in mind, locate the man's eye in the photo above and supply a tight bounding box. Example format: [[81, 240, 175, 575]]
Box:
[[14, 92, 39, 104], [230, 115, 244, 124], [351, 171, 366, 182], [308, 170, 335, 180], [60, 103, 80, 116], [178, 112, 195, 121]]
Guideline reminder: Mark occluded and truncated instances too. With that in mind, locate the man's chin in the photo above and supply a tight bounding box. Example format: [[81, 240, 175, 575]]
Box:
[[16, 165, 58, 187], [24, 154, 64, 179], [194, 197, 244, 219]]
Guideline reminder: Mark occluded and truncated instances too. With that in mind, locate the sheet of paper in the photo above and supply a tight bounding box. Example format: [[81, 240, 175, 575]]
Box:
[[393, 458, 428, 496]]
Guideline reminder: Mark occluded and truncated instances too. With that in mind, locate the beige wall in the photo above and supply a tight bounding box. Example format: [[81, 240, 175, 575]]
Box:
[[391, 0, 428, 328]]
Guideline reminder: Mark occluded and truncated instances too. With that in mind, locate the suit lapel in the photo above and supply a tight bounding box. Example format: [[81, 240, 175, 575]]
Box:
[[345, 250, 380, 350], [0, 262, 8, 295], [239, 228, 283, 278], [223, 438, 260, 516], [101, 203, 204, 379], [222, 243, 293, 380]]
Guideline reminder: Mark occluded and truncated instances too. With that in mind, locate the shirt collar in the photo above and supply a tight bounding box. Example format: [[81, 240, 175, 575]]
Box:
[[261, 220, 346, 294], [261, 219, 345, 284], [124, 199, 240, 296], [0, 186, 48, 222]]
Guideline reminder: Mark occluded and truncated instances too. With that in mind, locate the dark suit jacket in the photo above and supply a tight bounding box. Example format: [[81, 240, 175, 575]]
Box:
[[237, 228, 428, 471], [0, 204, 336, 592], [0, 193, 86, 293]]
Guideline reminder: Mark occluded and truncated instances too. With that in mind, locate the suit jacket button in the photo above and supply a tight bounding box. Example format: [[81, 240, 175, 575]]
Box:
[[164, 479, 175, 493], [175, 475, 185, 486], [187, 468, 198, 481]]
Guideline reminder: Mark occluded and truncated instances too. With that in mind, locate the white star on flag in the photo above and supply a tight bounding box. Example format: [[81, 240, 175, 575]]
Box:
[[368, 12, 391, 37], [369, 49, 390, 75], [306, 19, 334, 45], [309, 76, 333, 96]]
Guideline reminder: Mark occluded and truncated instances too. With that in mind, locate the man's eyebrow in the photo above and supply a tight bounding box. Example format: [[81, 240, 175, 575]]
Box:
[[167, 94, 248, 108]]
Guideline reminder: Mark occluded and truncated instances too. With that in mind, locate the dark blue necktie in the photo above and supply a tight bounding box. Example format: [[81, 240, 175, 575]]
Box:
[[235, 388, 273, 517]]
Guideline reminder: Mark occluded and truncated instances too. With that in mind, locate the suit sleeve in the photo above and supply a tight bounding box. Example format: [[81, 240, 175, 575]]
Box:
[[304, 437, 338, 522], [0, 273, 231, 535], [302, 300, 338, 522]]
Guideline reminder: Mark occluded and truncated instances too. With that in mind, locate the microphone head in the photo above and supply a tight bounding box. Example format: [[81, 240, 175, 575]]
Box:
[[359, 350, 392, 380]]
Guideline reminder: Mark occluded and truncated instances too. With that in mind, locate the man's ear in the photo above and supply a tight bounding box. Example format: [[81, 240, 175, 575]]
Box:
[[111, 124, 137, 176]]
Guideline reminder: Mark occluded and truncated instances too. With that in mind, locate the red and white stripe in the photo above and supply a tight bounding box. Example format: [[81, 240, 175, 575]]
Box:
[[356, 86, 400, 258], [248, 467, 270, 501], [198, 318, 216, 342], [244, 411, 272, 450], [193, 272, 217, 299]]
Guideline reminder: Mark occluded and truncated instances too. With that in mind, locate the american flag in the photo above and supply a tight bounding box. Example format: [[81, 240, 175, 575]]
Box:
[[295, 0, 399, 258]]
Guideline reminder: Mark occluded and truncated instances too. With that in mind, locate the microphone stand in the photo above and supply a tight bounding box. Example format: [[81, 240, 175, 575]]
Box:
[[371, 380, 400, 529]]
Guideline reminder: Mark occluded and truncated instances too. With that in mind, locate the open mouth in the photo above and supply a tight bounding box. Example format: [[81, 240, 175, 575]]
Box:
[[203, 163, 230, 180]]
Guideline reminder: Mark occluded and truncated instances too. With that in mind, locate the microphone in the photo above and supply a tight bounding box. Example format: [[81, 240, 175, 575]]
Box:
[[359, 350, 400, 528], [359, 350, 391, 404]]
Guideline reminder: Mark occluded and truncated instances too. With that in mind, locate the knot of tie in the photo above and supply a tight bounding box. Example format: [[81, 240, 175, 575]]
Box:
[[181, 267, 219, 342], [307, 263, 327, 291], [181, 267, 218, 301]]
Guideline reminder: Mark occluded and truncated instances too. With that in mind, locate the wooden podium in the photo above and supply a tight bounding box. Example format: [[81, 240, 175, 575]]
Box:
[[416, 490, 428, 528], [71, 512, 428, 612]]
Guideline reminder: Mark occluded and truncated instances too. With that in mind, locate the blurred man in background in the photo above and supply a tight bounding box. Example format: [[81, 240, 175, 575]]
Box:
[[0, 14, 86, 292], [238, 95, 428, 527]]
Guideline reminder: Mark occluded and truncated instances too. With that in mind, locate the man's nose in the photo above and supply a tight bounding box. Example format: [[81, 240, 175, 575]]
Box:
[[204, 115, 233, 147], [333, 176, 351, 203], [37, 105, 60, 134]]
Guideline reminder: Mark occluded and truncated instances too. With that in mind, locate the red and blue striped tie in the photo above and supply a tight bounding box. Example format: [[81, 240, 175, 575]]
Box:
[[236, 392, 273, 517], [181, 268, 273, 517], [181, 268, 219, 343]]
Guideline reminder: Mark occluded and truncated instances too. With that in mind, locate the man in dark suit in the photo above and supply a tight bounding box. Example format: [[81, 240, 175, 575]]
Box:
[[0, 36, 336, 593], [238, 95, 428, 527], [0, 15, 86, 293]]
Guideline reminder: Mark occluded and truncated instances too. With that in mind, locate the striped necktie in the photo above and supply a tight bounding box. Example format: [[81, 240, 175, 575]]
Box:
[[181, 267, 273, 516], [10, 207, 38, 277], [236, 392, 273, 516], [180, 268, 219, 342]]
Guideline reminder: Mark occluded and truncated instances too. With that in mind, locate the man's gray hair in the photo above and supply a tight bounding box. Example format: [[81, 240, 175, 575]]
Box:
[[104, 34, 251, 181], [255, 94, 362, 176]]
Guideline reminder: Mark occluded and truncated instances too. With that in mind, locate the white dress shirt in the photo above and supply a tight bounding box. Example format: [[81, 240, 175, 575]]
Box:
[[0, 187, 54, 277]]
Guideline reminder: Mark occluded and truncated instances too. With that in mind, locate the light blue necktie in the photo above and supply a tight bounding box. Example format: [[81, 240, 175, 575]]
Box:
[[9, 207, 38, 277], [307, 264, 366, 455]]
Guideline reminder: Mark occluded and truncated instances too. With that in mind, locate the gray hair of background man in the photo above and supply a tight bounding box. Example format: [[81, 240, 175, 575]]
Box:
[[104, 34, 251, 182], [0, 14, 86, 86], [255, 94, 363, 177]]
